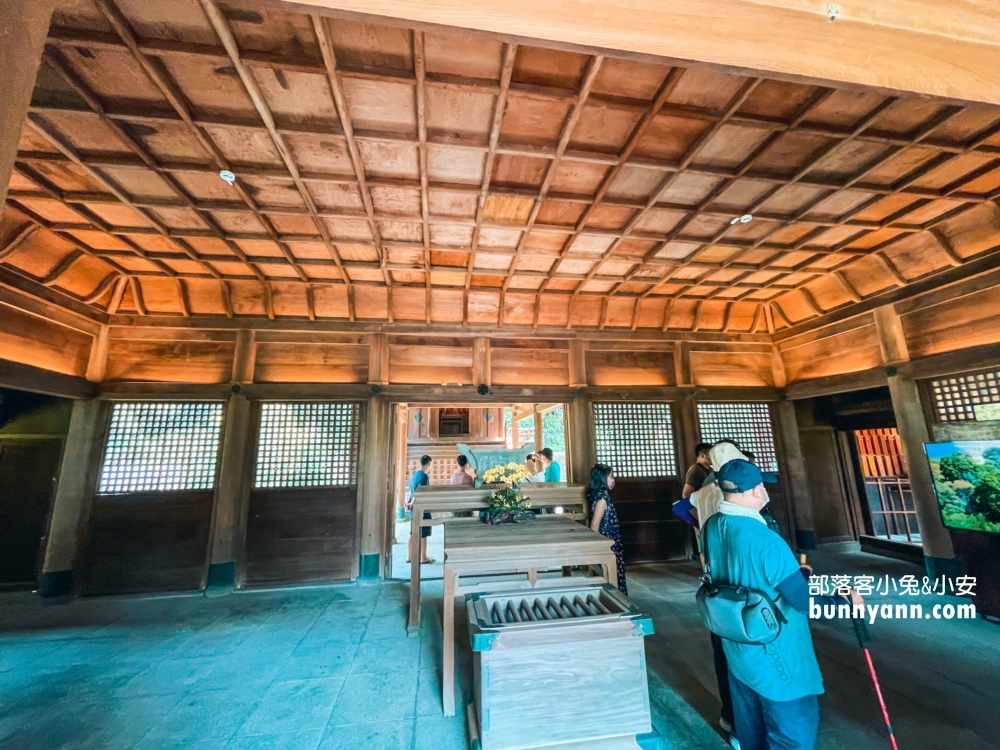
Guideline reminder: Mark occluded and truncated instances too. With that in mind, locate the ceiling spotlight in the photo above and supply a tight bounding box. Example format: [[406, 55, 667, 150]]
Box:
[[219, 170, 236, 186], [730, 213, 753, 225]]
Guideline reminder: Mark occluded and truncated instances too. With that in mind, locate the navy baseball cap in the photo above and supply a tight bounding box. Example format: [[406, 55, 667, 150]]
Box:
[[716, 459, 777, 493]]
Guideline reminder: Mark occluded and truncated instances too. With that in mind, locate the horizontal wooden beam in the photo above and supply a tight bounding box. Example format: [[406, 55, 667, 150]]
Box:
[[0, 357, 98, 399], [286, 0, 1000, 105]]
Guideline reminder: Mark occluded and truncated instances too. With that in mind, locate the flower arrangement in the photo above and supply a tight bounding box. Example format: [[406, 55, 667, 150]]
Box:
[[481, 462, 533, 524]]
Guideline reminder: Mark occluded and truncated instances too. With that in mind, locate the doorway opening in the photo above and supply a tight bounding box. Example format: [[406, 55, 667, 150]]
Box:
[[386, 402, 567, 580]]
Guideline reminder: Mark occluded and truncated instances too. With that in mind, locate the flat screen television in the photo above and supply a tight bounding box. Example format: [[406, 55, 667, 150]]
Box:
[[925, 441, 1000, 534]]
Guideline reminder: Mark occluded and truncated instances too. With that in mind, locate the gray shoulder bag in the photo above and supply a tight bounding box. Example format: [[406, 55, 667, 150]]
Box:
[[695, 522, 787, 645]]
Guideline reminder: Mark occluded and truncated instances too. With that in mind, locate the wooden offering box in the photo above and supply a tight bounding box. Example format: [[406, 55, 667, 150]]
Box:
[[466, 585, 663, 750]]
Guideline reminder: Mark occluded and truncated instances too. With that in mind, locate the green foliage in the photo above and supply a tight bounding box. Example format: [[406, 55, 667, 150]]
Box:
[[969, 466, 1000, 523], [939, 453, 981, 484], [542, 407, 565, 452], [983, 447, 1000, 470]]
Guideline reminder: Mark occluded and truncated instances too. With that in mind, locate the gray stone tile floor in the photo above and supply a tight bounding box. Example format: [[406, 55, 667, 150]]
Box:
[[1, 549, 998, 749]]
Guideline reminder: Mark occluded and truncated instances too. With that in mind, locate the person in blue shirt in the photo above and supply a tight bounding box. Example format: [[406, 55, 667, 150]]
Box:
[[702, 459, 863, 750], [539, 448, 561, 482], [406, 455, 434, 565]]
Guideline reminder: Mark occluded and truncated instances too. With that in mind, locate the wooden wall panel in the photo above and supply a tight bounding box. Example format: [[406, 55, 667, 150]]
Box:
[[0, 305, 91, 377], [780, 324, 882, 383], [243, 486, 357, 587], [254, 342, 369, 383], [901, 285, 1000, 359], [80, 491, 213, 595], [691, 350, 774, 387], [585, 350, 675, 386], [491, 348, 570, 385], [388, 344, 473, 384], [104, 339, 235, 383], [612, 478, 689, 563]]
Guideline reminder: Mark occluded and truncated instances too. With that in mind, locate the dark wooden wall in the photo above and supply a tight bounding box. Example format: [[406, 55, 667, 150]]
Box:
[[80, 491, 213, 595], [243, 486, 357, 587], [612, 477, 690, 563]]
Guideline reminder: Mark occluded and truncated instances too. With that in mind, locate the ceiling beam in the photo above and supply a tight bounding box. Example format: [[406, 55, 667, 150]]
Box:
[[285, 0, 1000, 105]]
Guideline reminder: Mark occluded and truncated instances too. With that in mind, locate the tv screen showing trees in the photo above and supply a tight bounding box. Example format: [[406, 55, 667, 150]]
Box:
[[925, 441, 1000, 534]]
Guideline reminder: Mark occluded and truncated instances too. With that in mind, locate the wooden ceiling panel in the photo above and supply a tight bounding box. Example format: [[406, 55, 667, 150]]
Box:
[[6, 1, 1000, 335], [633, 115, 710, 162], [499, 94, 572, 147], [426, 146, 485, 184], [342, 78, 415, 134]]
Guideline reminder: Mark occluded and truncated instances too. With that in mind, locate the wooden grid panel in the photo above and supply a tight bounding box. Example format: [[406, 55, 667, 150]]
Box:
[[854, 428, 906, 478], [929, 370, 1000, 422], [2, 0, 1000, 330], [98, 402, 223, 493], [696, 402, 778, 472], [593, 402, 678, 478], [255, 402, 360, 488]]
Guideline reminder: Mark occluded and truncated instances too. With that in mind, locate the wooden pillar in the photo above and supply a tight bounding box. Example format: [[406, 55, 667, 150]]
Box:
[[0, 0, 57, 214], [675, 392, 700, 475], [207, 393, 253, 590], [86, 326, 110, 383], [774, 400, 816, 550], [567, 395, 594, 486], [568, 340, 588, 388], [770, 344, 787, 389], [368, 333, 389, 385], [473, 336, 491, 387], [874, 304, 958, 575], [231, 329, 256, 383], [39, 398, 104, 597], [674, 342, 693, 388], [358, 395, 391, 579], [534, 407, 544, 452]]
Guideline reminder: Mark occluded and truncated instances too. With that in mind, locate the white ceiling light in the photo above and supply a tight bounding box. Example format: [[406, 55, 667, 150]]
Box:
[[219, 170, 236, 186], [730, 214, 753, 225]]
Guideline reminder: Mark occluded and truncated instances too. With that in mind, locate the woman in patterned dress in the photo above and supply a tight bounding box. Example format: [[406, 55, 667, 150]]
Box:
[[587, 463, 627, 595]]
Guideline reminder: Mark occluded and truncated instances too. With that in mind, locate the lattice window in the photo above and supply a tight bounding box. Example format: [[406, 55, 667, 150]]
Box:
[[255, 402, 360, 488], [98, 402, 223, 493], [593, 403, 677, 478], [929, 370, 1000, 422], [697, 403, 779, 473]]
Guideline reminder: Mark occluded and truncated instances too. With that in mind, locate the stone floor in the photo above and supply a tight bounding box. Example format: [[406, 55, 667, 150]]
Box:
[[0, 549, 997, 749]]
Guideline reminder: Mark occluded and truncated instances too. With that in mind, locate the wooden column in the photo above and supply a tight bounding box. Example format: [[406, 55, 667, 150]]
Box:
[[0, 0, 57, 214], [358, 395, 391, 579], [473, 336, 491, 387], [773, 400, 817, 550], [567, 395, 594, 486], [207, 392, 253, 590], [674, 342, 693, 388], [368, 333, 389, 385], [771, 344, 787, 389], [675, 392, 701, 475], [231, 329, 256, 383], [874, 304, 957, 574], [39, 398, 104, 597], [534, 407, 544, 451], [568, 340, 588, 388], [86, 326, 110, 383]]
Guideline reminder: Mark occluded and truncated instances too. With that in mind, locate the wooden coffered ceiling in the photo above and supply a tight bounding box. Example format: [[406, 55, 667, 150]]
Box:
[[3, 0, 1000, 333]]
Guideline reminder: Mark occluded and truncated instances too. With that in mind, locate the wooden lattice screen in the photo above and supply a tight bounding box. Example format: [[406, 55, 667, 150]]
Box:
[[929, 370, 1000, 422], [696, 403, 779, 472], [592, 403, 678, 478], [98, 402, 224, 493], [855, 428, 907, 478], [255, 403, 360, 489]]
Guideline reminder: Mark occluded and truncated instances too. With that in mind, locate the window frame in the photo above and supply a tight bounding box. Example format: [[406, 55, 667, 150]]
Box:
[[591, 401, 680, 479], [696, 401, 780, 473]]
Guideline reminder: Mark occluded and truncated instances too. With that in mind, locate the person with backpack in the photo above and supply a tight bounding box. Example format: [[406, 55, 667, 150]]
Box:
[[701, 459, 863, 750]]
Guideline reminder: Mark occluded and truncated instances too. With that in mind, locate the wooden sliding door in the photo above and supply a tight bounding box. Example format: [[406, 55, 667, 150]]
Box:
[[243, 402, 361, 587]]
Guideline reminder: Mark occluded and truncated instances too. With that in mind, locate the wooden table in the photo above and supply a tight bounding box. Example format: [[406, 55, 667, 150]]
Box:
[[440, 515, 617, 716], [407, 483, 587, 632]]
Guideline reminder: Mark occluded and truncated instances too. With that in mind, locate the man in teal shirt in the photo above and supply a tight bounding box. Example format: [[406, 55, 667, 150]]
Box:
[[702, 459, 862, 750], [539, 448, 561, 482]]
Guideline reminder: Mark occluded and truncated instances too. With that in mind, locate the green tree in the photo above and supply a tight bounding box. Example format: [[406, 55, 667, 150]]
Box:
[[983, 446, 1000, 471], [969, 466, 1000, 523], [939, 452, 981, 484]]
